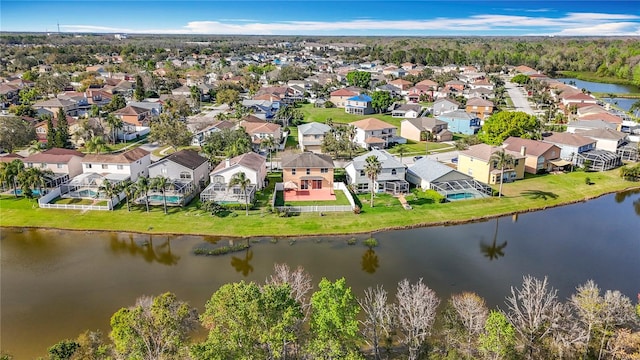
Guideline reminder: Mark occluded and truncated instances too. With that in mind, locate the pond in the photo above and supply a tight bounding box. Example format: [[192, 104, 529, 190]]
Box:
[[554, 78, 639, 112], [2, 190, 640, 359]]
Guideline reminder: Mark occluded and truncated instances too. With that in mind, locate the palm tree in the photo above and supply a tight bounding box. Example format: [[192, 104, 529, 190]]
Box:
[[490, 149, 515, 198], [17, 167, 53, 198], [119, 179, 135, 212], [99, 179, 118, 208], [135, 176, 151, 213], [396, 144, 407, 164], [364, 155, 382, 208], [103, 114, 123, 145], [84, 136, 108, 154], [152, 176, 170, 214], [229, 171, 251, 216], [0, 159, 25, 197], [27, 140, 45, 154], [344, 124, 357, 159], [630, 99, 640, 118], [260, 135, 276, 170]]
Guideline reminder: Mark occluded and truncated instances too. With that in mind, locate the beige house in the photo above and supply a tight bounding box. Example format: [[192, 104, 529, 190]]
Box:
[[351, 117, 398, 149], [503, 137, 561, 174], [281, 152, 334, 191], [329, 88, 358, 108], [239, 120, 283, 150], [465, 97, 494, 120], [457, 144, 526, 185], [400, 117, 452, 142], [23, 148, 85, 187]]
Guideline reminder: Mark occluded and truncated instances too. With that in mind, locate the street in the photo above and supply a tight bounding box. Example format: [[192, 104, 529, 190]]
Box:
[[504, 80, 535, 115]]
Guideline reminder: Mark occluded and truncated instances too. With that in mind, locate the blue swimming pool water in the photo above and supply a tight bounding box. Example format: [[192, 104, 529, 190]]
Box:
[[13, 189, 41, 196], [446, 192, 475, 200], [148, 195, 181, 203]]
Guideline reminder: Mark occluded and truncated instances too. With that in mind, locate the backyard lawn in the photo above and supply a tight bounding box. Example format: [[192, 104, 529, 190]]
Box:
[[299, 103, 403, 128]]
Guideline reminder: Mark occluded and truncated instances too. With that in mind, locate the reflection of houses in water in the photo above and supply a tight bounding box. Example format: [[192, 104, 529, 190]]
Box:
[[109, 234, 180, 266]]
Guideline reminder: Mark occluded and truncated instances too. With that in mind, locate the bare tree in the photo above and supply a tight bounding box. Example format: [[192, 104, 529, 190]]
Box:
[[597, 290, 637, 360], [395, 278, 440, 360], [504, 275, 563, 359], [450, 292, 489, 358], [359, 285, 392, 360], [548, 302, 587, 359], [571, 280, 604, 358]]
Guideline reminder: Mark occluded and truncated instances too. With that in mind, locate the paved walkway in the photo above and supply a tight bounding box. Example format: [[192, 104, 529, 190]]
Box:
[[397, 194, 412, 210]]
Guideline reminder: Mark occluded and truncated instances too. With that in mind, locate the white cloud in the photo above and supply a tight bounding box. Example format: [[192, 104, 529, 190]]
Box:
[[63, 12, 640, 36]]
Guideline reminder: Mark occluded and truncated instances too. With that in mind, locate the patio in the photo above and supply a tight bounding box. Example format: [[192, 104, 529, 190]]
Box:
[[283, 188, 336, 202]]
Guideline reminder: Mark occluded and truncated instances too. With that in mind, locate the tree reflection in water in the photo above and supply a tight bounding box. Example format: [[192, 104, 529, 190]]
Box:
[[109, 234, 180, 266], [480, 218, 508, 261], [361, 247, 379, 274], [231, 248, 254, 276], [614, 189, 640, 217]]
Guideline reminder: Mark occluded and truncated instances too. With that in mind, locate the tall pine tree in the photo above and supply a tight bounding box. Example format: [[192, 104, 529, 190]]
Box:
[[134, 75, 145, 101], [55, 108, 70, 148], [45, 115, 56, 149]]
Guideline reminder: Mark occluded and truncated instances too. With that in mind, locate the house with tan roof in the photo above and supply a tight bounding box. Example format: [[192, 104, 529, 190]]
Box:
[[542, 132, 597, 162], [400, 117, 452, 142], [239, 119, 283, 150], [577, 128, 629, 153], [280, 152, 335, 196], [415, 79, 438, 90], [457, 144, 526, 185], [561, 93, 597, 107], [23, 148, 85, 187], [503, 137, 561, 174], [81, 147, 151, 182], [330, 88, 358, 108], [32, 98, 78, 118], [200, 152, 267, 204], [388, 79, 413, 94], [111, 105, 152, 127], [351, 118, 398, 149], [465, 97, 494, 120]]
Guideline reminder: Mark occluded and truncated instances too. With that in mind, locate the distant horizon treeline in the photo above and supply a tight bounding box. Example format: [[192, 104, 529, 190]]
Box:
[[5, 264, 639, 360], [0, 34, 639, 87]]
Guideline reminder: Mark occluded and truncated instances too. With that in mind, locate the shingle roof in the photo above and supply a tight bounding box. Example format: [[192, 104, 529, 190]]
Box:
[[241, 121, 281, 134], [298, 122, 331, 135], [503, 137, 557, 157], [83, 148, 149, 164], [542, 132, 596, 148], [24, 148, 84, 164], [281, 152, 334, 169], [460, 144, 524, 162], [466, 97, 494, 107], [403, 117, 447, 131], [212, 152, 266, 173], [348, 149, 403, 170], [351, 118, 396, 131], [408, 158, 470, 183], [162, 149, 208, 170], [112, 105, 149, 116], [577, 128, 627, 141]]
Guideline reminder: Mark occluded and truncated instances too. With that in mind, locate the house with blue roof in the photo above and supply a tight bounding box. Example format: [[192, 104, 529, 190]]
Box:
[[436, 110, 481, 135], [345, 94, 374, 115]]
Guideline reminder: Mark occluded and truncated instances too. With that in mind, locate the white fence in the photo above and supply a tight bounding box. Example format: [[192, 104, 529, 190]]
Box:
[[273, 182, 356, 213], [37, 187, 114, 211]]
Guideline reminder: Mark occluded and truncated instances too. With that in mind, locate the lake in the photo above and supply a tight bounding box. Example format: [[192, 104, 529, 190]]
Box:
[[2, 190, 640, 359], [554, 78, 639, 111]]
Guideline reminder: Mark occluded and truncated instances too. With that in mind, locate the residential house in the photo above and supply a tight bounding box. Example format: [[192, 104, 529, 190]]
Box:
[[567, 120, 618, 134], [578, 112, 624, 128], [382, 66, 407, 78], [32, 98, 78, 118], [345, 94, 374, 115], [542, 132, 597, 162], [407, 157, 488, 198], [200, 152, 267, 204], [34, 116, 80, 144], [241, 99, 280, 120], [351, 117, 399, 149], [416, 79, 438, 90], [400, 117, 452, 142], [81, 148, 151, 182], [406, 85, 435, 103], [432, 98, 460, 116], [281, 152, 335, 192], [503, 137, 561, 174], [578, 128, 629, 153], [297, 122, 332, 153], [344, 149, 408, 194], [23, 148, 85, 187], [376, 84, 402, 97], [111, 105, 152, 127], [436, 110, 481, 135], [457, 144, 526, 185], [561, 93, 597, 107], [190, 120, 235, 146], [391, 103, 423, 118], [388, 79, 413, 95], [148, 149, 210, 205], [467, 87, 494, 100], [445, 80, 465, 92], [330, 88, 358, 108], [469, 79, 494, 91], [239, 119, 283, 151], [465, 97, 494, 120]]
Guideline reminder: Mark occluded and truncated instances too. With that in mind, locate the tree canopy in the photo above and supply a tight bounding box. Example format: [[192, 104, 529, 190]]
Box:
[[371, 91, 394, 113], [0, 116, 36, 153], [478, 111, 542, 145], [346, 71, 371, 89], [149, 114, 193, 151]]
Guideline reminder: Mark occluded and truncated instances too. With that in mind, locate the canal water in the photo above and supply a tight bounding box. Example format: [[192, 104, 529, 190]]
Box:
[[2, 190, 640, 359], [554, 78, 639, 111]]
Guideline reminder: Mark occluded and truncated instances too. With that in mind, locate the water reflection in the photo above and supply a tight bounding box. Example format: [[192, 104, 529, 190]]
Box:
[[361, 248, 379, 274], [108, 234, 180, 266], [480, 218, 508, 261], [231, 248, 254, 276], [614, 189, 640, 217]]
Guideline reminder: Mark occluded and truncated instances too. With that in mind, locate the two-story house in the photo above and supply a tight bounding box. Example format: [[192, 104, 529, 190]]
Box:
[[329, 88, 358, 108], [344, 149, 408, 194], [297, 122, 332, 153], [503, 137, 561, 174], [436, 110, 481, 135], [345, 94, 374, 115], [400, 117, 452, 142], [281, 152, 335, 193], [542, 132, 597, 162], [391, 103, 423, 118], [239, 120, 283, 151], [465, 97, 494, 121], [578, 128, 629, 153], [111, 105, 152, 127], [457, 144, 526, 185], [81, 148, 150, 182], [351, 118, 398, 149], [432, 98, 460, 116], [32, 98, 78, 118], [200, 152, 267, 204], [23, 148, 85, 187]]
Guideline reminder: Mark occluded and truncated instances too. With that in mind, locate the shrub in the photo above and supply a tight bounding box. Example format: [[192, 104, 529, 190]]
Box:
[[193, 243, 249, 256], [364, 237, 378, 248], [353, 205, 361, 214], [324, 101, 335, 108], [585, 177, 592, 185], [347, 237, 357, 245]]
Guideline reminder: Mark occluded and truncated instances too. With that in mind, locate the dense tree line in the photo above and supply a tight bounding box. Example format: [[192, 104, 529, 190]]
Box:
[[1, 35, 639, 86], [26, 264, 640, 360]]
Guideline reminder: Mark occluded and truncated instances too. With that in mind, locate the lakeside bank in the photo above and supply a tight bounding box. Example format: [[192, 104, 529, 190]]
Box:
[[1, 170, 638, 238]]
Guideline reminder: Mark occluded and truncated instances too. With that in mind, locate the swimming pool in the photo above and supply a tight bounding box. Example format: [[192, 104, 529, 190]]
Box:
[[13, 189, 41, 196], [446, 192, 477, 200], [148, 195, 182, 204], [78, 189, 97, 198]]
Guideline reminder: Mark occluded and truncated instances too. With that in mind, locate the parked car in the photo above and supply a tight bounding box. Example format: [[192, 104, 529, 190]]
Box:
[[413, 156, 423, 161]]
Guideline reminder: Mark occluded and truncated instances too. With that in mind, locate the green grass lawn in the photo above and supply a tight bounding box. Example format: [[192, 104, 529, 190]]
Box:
[[1, 169, 638, 237], [299, 103, 403, 128], [387, 141, 452, 157]]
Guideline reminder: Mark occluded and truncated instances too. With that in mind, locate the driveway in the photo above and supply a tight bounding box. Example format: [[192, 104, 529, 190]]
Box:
[[505, 81, 535, 115]]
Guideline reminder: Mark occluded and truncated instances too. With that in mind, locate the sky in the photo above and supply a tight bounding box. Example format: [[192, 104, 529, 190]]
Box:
[[1, 0, 639, 36]]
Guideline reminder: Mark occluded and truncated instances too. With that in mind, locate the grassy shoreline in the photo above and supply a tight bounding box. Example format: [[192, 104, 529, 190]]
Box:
[[1, 170, 638, 238], [556, 71, 640, 90]]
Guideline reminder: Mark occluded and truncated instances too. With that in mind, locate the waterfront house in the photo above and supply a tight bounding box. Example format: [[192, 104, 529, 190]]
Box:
[[200, 152, 267, 204], [457, 144, 526, 185], [23, 148, 85, 187], [345, 149, 408, 194], [542, 132, 597, 161], [577, 128, 629, 153], [281, 152, 335, 196], [148, 149, 210, 205], [406, 157, 492, 200], [503, 137, 561, 174]]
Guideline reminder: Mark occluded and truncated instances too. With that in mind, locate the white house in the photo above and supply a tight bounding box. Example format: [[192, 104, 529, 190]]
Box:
[[351, 117, 399, 150], [81, 148, 151, 182], [344, 149, 408, 194], [297, 122, 332, 153], [200, 152, 267, 204]]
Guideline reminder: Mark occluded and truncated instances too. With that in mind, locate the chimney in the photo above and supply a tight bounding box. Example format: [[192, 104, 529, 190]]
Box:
[[520, 146, 527, 156], [225, 159, 230, 168]]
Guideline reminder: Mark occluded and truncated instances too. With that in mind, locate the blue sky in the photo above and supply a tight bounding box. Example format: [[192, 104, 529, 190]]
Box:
[[1, 1, 639, 36]]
